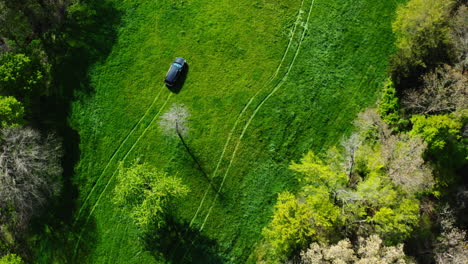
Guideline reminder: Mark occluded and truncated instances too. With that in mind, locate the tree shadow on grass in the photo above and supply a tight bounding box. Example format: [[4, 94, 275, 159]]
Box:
[[144, 216, 225, 264], [27, 0, 122, 262], [28, 198, 98, 264]]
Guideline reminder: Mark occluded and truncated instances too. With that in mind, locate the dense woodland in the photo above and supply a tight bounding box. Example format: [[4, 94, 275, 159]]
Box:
[[0, 0, 467, 263]]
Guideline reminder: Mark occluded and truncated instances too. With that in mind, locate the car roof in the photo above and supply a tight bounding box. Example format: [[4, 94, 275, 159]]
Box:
[[165, 65, 179, 82]]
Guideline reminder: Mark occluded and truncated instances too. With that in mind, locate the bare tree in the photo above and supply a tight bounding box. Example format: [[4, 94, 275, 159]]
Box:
[[402, 65, 467, 114], [0, 127, 62, 232], [158, 104, 211, 182], [341, 133, 363, 177], [159, 103, 189, 138], [434, 206, 468, 264], [300, 235, 413, 264], [381, 134, 433, 193], [353, 108, 392, 142]]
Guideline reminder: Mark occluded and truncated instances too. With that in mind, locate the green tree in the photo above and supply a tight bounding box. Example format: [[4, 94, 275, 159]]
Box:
[[262, 192, 316, 260], [0, 53, 43, 96], [371, 199, 420, 243], [0, 254, 24, 264], [113, 162, 189, 233], [378, 78, 407, 130], [392, 0, 454, 68], [409, 113, 463, 151], [0, 96, 24, 127], [261, 152, 347, 261]]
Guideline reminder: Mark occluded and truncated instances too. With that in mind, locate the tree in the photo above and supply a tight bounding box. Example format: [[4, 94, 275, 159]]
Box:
[[381, 134, 433, 193], [0, 127, 62, 233], [262, 192, 317, 260], [353, 108, 391, 143], [159, 103, 189, 138], [113, 162, 189, 234], [300, 235, 413, 264], [449, 5, 468, 72], [434, 207, 468, 264], [0, 96, 24, 127], [409, 113, 464, 151], [0, 53, 43, 96], [0, 0, 70, 47], [392, 0, 454, 68], [158, 103, 210, 181], [402, 65, 467, 114], [378, 78, 406, 129], [0, 254, 24, 264]]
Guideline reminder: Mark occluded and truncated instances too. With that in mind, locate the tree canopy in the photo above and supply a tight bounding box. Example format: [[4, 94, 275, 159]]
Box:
[[113, 162, 189, 234]]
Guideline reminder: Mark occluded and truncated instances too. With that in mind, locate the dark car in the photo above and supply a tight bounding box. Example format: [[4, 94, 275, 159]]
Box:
[[164, 57, 186, 87]]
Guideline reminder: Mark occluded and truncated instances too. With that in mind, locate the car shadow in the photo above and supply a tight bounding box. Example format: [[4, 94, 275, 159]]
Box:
[[167, 63, 189, 94]]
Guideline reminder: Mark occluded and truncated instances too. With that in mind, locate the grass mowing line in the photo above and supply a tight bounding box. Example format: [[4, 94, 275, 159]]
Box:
[[73, 85, 165, 225], [187, 0, 307, 228], [72, 92, 173, 259], [199, 0, 316, 232]]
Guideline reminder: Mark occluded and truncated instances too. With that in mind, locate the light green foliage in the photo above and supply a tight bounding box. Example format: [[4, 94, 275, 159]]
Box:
[[263, 140, 421, 260], [371, 199, 420, 243], [262, 189, 341, 261], [113, 162, 189, 233], [0, 254, 24, 264], [0, 96, 24, 127], [262, 153, 347, 260], [0, 53, 43, 95], [378, 78, 406, 129], [410, 114, 463, 151], [262, 192, 316, 259], [291, 151, 348, 189], [392, 0, 454, 66]]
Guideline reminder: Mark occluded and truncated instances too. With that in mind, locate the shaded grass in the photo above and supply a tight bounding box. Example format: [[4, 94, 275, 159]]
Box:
[[44, 0, 407, 263]]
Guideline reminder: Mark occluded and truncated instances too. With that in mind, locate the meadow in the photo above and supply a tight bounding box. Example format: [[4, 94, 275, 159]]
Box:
[[37, 0, 403, 262]]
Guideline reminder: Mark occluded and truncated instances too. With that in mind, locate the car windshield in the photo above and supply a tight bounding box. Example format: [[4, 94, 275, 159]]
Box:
[[172, 63, 182, 69]]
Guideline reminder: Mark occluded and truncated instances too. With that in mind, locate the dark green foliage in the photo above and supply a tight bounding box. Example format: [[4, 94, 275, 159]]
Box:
[[0, 53, 43, 97]]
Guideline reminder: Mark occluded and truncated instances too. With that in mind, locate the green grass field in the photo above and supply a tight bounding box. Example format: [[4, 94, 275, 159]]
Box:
[[37, 0, 403, 262]]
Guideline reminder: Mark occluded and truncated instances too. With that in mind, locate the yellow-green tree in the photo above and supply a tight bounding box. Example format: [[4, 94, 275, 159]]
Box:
[[0, 96, 24, 127], [392, 0, 454, 67], [0, 254, 23, 264], [113, 162, 189, 234]]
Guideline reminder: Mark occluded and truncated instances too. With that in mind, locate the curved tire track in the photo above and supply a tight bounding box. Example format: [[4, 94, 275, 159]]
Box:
[[188, 0, 307, 228], [199, 0, 316, 231], [73, 86, 165, 224], [72, 92, 173, 258]]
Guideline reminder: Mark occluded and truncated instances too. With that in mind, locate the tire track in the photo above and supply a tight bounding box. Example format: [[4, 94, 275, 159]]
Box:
[[188, 0, 307, 228], [72, 92, 173, 259], [73, 86, 165, 225], [199, 0, 316, 231]]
